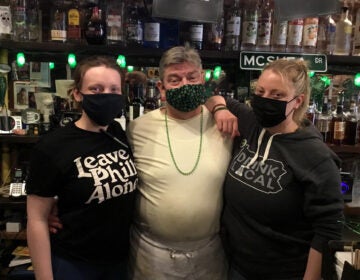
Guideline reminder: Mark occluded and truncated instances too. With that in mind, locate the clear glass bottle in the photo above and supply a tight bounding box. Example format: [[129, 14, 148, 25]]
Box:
[[84, 6, 106, 45], [302, 17, 319, 53], [317, 15, 336, 54], [353, 7, 360, 55], [334, 6, 353, 56], [241, 0, 258, 51], [27, 0, 39, 41], [204, 13, 224, 51], [12, 0, 28, 41], [271, 18, 288, 52], [224, 0, 241, 51], [189, 22, 204, 50], [124, 1, 143, 47], [315, 96, 332, 143], [106, 0, 125, 46], [286, 18, 303, 52], [143, 4, 160, 49], [143, 80, 158, 113], [256, 0, 273, 51]]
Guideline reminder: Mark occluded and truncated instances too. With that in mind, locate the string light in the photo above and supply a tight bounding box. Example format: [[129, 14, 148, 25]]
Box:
[[67, 53, 77, 68], [204, 69, 212, 81], [213, 66, 221, 80], [16, 52, 26, 67], [117, 55, 126, 68]]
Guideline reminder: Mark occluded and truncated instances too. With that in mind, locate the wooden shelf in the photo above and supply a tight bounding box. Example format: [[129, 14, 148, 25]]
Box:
[[0, 197, 26, 209], [0, 135, 40, 144], [328, 144, 360, 154], [0, 229, 26, 240]]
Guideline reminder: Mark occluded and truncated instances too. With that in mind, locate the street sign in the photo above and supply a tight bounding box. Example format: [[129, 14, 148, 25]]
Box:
[[240, 51, 327, 72]]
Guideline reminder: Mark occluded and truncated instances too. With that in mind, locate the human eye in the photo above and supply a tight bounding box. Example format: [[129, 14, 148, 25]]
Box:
[[168, 76, 180, 86], [89, 86, 103, 93]]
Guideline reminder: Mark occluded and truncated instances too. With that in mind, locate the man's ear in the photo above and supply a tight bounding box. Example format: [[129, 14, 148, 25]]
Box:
[[157, 80, 166, 101]]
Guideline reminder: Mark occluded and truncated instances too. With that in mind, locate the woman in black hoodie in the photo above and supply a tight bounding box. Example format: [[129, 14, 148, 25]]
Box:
[[206, 58, 344, 280]]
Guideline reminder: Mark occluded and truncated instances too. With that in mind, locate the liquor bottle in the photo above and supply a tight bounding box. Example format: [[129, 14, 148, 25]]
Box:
[[106, 0, 125, 46], [12, 0, 28, 41], [143, 80, 158, 113], [271, 18, 288, 52], [84, 6, 106, 45], [224, 0, 241, 51], [159, 18, 179, 49], [353, 7, 360, 55], [124, 1, 143, 47], [0, 0, 11, 39], [286, 18, 304, 53], [306, 99, 316, 124], [315, 96, 332, 143], [256, 0, 273, 52], [27, 0, 40, 41], [189, 22, 204, 50], [317, 15, 336, 54], [205, 12, 224, 51], [345, 100, 358, 145], [302, 17, 319, 53], [50, 0, 67, 42], [129, 83, 144, 121], [143, 5, 160, 48], [67, 0, 81, 42], [332, 95, 346, 146], [241, 0, 258, 51], [334, 6, 352, 56]]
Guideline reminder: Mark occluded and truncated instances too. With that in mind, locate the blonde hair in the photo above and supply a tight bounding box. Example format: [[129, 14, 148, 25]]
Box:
[[159, 45, 202, 81], [263, 59, 311, 125]]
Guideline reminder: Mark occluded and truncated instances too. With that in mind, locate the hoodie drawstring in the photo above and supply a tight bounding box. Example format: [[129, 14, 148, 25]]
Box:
[[238, 128, 281, 176]]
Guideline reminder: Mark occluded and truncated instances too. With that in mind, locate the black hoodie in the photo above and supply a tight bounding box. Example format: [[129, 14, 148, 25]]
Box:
[[222, 99, 344, 279]]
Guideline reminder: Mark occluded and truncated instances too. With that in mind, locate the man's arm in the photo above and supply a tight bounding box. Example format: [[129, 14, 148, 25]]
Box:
[[205, 95, 240, 138]]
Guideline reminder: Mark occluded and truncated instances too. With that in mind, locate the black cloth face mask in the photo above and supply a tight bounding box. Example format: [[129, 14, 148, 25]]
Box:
[[81, 93, 124, 126], [251, 94, 297, 128]]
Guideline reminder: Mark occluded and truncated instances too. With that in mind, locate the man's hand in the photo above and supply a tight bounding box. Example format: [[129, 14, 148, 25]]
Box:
[[214, 109, 240, 138], [48, 202, 63, 234]]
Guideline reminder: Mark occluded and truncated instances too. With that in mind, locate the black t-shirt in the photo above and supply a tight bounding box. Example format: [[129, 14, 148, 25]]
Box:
[[26, 121, 138, 265]]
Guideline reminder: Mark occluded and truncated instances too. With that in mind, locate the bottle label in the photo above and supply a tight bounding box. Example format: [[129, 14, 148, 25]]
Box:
[[190, 24, 203, 41], [126, 23, 143, 41], [303, 22, 318, 47], [257, 21, 271, 46], [316, 118, 330, 133], [68, 9, 80, 26], [226, 16, 241, 36], [51, 29, 67, 41], [287, 20, 304, 46], [334, 121, 345, 140], [107, 15, 123, 41], [144, 22, 160, 42], [272, 20, 287, 46], [242, 21, 258, 44]]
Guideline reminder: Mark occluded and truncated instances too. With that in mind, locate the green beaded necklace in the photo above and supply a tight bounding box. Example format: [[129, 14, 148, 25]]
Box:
[[165, 108, 203, 176]]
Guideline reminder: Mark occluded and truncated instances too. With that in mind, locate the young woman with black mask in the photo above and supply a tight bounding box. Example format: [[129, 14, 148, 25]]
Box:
[[206, 58, 344, 280], [26, 55, 138, 280]]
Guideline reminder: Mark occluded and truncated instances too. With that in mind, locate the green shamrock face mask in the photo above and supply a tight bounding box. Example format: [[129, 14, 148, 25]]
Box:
[[165, 84, 207, 112]]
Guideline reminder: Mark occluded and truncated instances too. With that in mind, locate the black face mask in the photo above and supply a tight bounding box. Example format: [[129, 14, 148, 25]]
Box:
[[251, 94, 297, 127], [81, 93, 124, 126]]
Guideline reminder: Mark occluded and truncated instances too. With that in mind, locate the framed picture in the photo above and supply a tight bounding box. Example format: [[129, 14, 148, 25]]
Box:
[[13, 81, 36, 110]]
